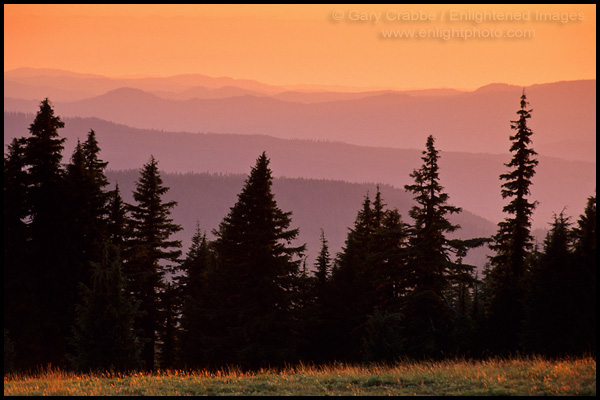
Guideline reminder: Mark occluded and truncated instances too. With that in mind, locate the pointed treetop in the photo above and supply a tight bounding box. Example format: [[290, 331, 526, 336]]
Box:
[[29, 98, 65, 136]]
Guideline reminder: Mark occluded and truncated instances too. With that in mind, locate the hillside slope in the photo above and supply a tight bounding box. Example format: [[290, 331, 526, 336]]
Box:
[[5, 112, 595, 229]]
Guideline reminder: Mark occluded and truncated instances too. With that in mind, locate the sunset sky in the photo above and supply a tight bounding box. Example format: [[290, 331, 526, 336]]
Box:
[[4, 4, 596, 90]]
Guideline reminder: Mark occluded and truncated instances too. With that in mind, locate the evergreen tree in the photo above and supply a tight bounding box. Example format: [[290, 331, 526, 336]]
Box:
[[4, 101, 113, 369], [64, 133, 110, 297], [127, 156, 182, 370], [486, 92, 538, 353], [368, 206, 409, 311], [4, 137, 31, 369], [178, 224, 214, 368], [297, 229, 336, 364], [523, 212, 578, 355], [82, 130, 109, 189], [210, 152, 305, 369], [25, 99, 66, 193], [330, 192, 377, 361], [314, 229, 331, 294], [79, 129, 110, 260], [331, 188, 409, 361], [23, 98, 71, 367], [60, 130, 112, 366], [70, 243, 142, 372], [571, 193, 596, 354], [403, 135, 485, 357]]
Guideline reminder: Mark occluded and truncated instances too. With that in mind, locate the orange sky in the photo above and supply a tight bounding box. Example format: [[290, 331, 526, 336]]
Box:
[[4, 4, 596, 90]]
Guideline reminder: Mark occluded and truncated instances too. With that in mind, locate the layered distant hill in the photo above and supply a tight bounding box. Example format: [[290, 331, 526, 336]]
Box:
[[105, 170, 496, 271], [4, 112, 595, 233], [4, 68, 595, 162]]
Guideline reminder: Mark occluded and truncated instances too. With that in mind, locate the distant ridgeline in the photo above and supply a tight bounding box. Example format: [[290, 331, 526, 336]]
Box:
[[3, 111, 595, 233]]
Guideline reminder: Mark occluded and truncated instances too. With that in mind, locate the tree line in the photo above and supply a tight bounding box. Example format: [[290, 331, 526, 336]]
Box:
[[4, 95, 596, 373]]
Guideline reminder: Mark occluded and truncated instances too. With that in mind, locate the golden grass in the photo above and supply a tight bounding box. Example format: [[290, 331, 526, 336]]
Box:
[[4, 356, 596, 396]]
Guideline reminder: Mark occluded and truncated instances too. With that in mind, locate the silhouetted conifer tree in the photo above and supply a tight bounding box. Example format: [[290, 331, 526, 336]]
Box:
[[332, 187, 409, 361], [64, 131, 110, 300], [4, 101, 114, 369], [571, 193, 596, 354], [210, 152, 305, 369], [403, 135, 485, 357], [297, 229, 337, 364], [486, 92, 538, 354], [126, 156, 182, 370], [523, 212, 578, 355], [178, 224, 214, 368], [23, 99, 71, 367], [4, 137, 31, 370], [331, 192, 377, 360], [314, 229, 331, 293]]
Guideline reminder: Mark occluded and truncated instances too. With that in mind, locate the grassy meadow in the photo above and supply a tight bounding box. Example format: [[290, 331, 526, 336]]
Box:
[[4, 356, 596, 396]]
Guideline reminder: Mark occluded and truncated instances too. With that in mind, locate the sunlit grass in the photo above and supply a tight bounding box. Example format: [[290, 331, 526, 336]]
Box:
[[4, 356, 596, 396]]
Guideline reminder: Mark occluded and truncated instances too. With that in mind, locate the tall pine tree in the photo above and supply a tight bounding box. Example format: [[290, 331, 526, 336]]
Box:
[[64, 131, 110, 299], [403, 135, 485, 357], [331, 188, 409, 361], [24, 98, 72, 367], [485, 92, 538, 354], [523, 212, 577, 355], [297, 229, 336, 364], [4, 137, 32, 370], [178, 224, 214, 369], [127, 155, 182, 370], [314, 229, 332, 297], [209, 152, 305, 369], [571, 193, 596, 354]]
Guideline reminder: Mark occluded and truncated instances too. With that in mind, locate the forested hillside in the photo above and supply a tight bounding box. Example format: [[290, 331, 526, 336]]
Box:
[[5, 112, 595, 229], [106, 169, 497, 269]]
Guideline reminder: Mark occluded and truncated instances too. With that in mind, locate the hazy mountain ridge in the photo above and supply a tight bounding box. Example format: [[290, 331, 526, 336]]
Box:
[[5, 112, 595, 233], [4, 70, 595, 161], [4, 67, 285, 95]]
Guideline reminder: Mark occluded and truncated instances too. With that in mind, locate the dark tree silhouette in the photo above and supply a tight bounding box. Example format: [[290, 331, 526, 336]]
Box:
[[4, 137, 31, 370], [178, 224, 215, 368], [209, 152, 305, 369], [296, 229, 337, 364], [571, 193, 596, 354], [486, 92, 538, 353], [126, 155, 182, 370], [403, 135, 486, 357], [331, 187, 409, 361], [64, 131, 110, 299], [23, 99, 71, 367], [523, 212, 577, 355], [314, 229, 332, 291]]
